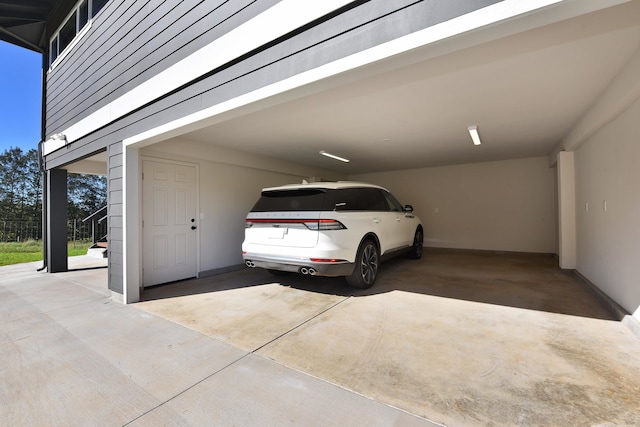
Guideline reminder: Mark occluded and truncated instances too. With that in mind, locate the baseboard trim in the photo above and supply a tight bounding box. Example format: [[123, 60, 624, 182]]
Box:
[[573, 270, 629, 321], [199, 264, 245, 278], [425, 247, 556, 257], [574, 270, 640, 340]]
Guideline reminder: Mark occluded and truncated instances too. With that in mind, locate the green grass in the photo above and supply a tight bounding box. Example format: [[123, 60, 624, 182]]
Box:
[[0, 240, 92, 266]]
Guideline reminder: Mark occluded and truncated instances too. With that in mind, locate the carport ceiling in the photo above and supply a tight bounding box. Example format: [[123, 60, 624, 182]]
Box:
[[181, 3, 640, 175]]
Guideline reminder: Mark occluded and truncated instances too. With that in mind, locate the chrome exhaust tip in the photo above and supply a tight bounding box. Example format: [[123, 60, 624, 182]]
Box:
[[245, 260, 255, 268], [308, 268, 317, 276], [300, 267, 309, 275]]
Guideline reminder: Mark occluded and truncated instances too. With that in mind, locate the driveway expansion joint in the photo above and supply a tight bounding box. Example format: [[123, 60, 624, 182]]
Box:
[[249, 295, 351, 353], [123, 295, 354, 426]]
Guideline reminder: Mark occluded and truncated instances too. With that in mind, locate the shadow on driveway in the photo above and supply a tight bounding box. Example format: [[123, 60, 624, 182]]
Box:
[[141, 250, 617, 321]]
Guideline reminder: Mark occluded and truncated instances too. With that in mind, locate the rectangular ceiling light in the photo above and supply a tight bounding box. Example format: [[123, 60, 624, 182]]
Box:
[[320, 150, 350, 163], [468, 125, 482, 146]]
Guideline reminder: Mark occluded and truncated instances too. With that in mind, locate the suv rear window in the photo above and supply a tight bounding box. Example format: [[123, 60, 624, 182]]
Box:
[[251, 189, 329, 212], [251, 187, 391, 212]]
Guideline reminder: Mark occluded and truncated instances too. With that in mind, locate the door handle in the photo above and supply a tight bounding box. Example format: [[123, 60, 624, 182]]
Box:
[[191, 226, 197, 230], [373, 218, 380, 224]]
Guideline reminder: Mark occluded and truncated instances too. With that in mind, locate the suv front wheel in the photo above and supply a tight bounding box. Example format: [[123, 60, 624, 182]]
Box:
[[407, 228, 423, 259], [346, 239, 379, 289]]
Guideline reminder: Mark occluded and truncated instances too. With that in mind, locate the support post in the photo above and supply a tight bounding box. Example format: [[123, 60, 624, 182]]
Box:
[[47, 168, 68, 272], [557, 151, 576, 269]]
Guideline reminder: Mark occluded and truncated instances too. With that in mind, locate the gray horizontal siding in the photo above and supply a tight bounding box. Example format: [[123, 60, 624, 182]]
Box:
[[46, 0, 280, 136], [45, 0, 501, 169], [107, 141, 123, 294]]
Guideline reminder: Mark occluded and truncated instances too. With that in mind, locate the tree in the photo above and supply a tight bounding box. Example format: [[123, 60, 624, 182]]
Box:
[[0, 147, 35, 220], [0, 147, 41, 240], [24, 148, 42, 218], [68, 173, 107, 220], [0, 147, 106, 241]]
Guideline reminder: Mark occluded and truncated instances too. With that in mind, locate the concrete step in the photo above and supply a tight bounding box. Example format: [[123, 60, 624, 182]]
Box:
[[87, 246, 108, 258]]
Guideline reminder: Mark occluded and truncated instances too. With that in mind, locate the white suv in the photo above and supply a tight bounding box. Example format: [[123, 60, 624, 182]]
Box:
[[242, 182, 423, 288]]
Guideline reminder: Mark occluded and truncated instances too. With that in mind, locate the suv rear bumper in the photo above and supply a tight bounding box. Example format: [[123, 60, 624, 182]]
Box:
[[243, 254, 355, 277]]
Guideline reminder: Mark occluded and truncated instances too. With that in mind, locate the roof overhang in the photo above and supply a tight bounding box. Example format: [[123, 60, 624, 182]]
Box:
[[0, 0, 75, 52]]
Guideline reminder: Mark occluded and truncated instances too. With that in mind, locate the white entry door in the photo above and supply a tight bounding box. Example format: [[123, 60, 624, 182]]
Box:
[[142, 159, 197, 287]]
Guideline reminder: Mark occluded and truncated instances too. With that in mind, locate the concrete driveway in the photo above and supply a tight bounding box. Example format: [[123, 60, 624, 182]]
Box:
[[137, 251, 640, 426]]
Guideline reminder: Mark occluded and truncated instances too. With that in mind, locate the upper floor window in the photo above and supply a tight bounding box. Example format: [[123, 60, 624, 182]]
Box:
[[49, 0, 109, 67]]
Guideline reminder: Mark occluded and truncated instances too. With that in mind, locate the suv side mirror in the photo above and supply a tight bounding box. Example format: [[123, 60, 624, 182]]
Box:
[[404, 205, 414, 213]]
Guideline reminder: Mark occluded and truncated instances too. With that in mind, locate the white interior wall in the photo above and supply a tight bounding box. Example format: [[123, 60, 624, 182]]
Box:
[[574, 96, 640, 319], [351, 156, 557, 253], [142, 139, 346, 273], [197, 162, 316, 272]]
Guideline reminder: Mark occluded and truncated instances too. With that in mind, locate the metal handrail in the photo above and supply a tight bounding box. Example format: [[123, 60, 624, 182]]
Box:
[[82, 206, 108, 244], [82, 206, 107, 223]]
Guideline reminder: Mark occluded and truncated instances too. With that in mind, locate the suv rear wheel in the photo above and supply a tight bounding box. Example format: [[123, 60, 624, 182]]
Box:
[[346, 239, 379, 289]]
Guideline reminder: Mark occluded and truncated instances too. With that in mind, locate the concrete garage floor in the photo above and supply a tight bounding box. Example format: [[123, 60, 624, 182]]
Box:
[[138, 250, 640, 426]]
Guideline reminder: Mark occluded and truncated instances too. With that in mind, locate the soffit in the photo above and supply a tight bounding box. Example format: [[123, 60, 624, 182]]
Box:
[[0, 0, 57, 51]]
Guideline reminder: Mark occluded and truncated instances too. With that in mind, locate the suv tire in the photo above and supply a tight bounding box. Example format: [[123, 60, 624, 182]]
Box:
[[407, 228, 423, 259], [346, 239, 379, 289]]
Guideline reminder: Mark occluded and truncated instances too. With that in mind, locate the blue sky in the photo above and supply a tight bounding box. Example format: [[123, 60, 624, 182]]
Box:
[[0, 41, 42, 154]]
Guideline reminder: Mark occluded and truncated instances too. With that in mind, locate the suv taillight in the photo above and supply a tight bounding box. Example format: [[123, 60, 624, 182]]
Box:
[[303, 219, 346, 231], [245, 218, 346, 230]]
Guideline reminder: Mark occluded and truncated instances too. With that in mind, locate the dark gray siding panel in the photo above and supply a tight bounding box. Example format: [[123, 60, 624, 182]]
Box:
[[46, 0, 281, 136], [109, 239, 123, 254], [107, 141, 123, 295], [109, 203, 123, 217], [109, 176, 122, 192]]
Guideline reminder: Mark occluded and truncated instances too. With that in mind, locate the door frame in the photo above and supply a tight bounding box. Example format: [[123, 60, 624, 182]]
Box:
[[140, 156, 200, 287]]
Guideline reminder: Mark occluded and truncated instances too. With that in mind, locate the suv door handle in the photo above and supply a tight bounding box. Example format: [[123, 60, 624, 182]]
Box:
[[373, 218, 381, 224]]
